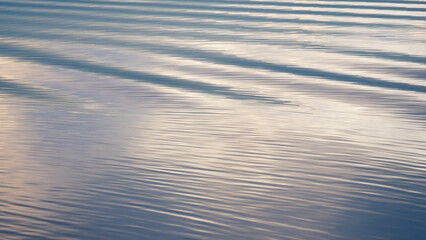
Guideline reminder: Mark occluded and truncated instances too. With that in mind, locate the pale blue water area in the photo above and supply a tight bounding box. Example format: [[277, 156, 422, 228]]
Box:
[[0, 0, 425, 239]]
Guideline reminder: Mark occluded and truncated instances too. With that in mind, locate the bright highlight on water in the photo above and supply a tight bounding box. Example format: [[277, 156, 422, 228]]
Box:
[[0, 0, 425, 239]]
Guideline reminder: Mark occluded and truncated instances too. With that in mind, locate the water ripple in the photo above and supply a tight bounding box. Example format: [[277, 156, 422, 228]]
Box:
[[0, 0, 425, 240]]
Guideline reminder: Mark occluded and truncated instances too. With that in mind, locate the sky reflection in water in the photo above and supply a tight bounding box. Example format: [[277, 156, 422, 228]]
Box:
[[0, 0, 425, 239]]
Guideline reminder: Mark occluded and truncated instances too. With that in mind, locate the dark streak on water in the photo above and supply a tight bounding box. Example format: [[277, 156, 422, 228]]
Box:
[[0, 0, 425, 240]]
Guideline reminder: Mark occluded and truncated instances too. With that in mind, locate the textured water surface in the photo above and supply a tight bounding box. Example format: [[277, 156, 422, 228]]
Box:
[[0, 0, 425, 239]]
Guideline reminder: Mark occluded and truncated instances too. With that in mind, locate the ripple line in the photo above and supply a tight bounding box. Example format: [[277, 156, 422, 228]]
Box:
[[2, 30, 425, 93], [0, 42, 288, 104], [0, 1, 412, 28], [3, 0, 425, 21]]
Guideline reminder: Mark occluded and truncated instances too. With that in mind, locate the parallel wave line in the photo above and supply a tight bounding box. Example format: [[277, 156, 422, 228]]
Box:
[[2, 20, 425, 66], [1, 31, 424, 93], [0, 42, 287, 104], [24, 0, 426, 12], [0, 2, 414, 28], [2, 0, 425, 21], [203, 0, 426, 5]]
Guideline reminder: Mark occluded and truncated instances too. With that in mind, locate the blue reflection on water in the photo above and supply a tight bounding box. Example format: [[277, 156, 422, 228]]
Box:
[[0, 0, 425, 239]]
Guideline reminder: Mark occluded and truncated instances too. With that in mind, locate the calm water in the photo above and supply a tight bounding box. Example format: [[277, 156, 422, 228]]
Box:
[[1, 0, 425, 239]]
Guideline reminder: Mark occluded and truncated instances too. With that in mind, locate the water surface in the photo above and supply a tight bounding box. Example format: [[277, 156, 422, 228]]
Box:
[[0, 0, 425, 239]]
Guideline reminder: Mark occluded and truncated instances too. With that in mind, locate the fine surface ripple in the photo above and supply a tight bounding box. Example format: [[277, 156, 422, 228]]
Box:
[[0, 0, 425, 240]]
